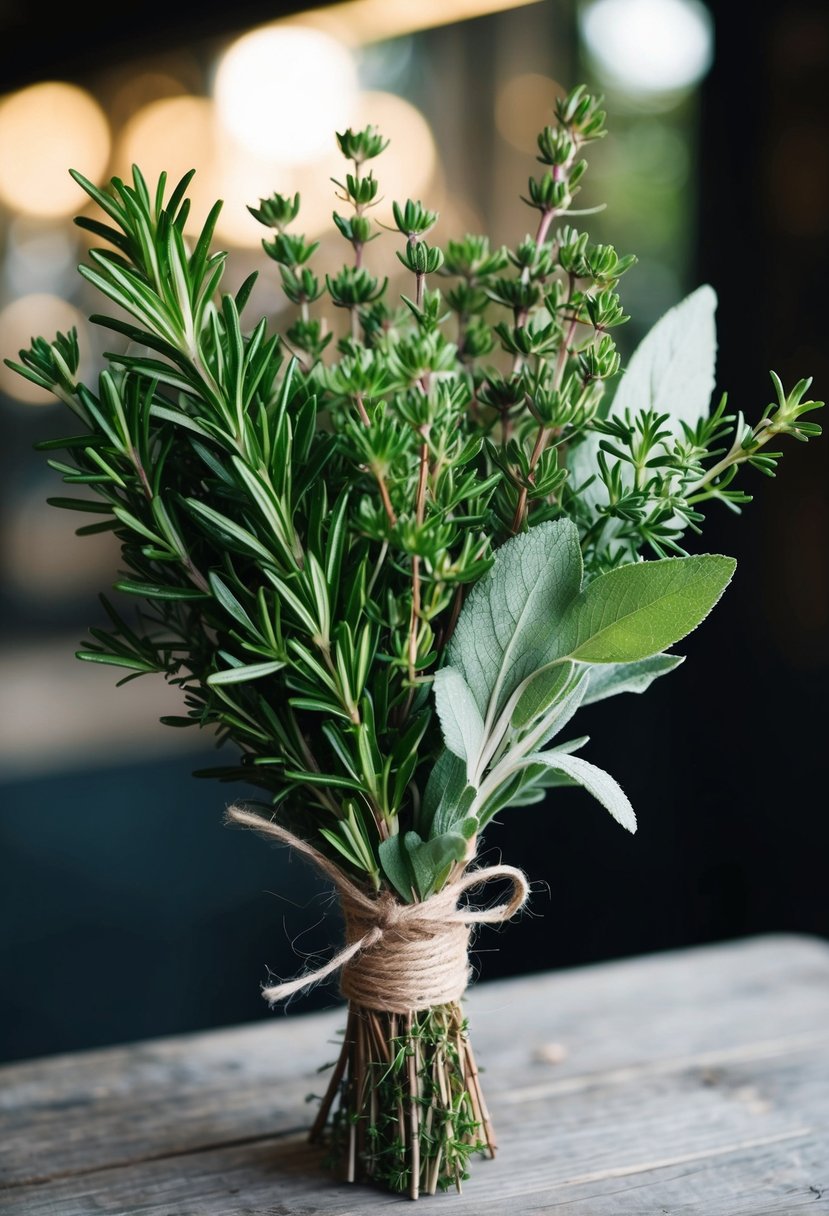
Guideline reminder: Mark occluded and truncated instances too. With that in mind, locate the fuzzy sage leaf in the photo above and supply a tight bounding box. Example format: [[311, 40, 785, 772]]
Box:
[[556, 554, 736, 664]]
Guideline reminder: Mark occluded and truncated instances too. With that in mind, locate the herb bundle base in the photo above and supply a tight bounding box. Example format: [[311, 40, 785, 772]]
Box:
[[9, 85, 821, 1198], [320, 1003, 486, 1195]]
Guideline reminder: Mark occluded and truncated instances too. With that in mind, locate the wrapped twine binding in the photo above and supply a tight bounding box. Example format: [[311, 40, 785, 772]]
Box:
[[227, 805, 530, 1013]]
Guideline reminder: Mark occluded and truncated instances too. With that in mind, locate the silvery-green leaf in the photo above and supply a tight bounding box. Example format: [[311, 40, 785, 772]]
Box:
[[581, 653, 685, 705], [378, 834, 415, 903], [506, 741, 591, 805], [405, 830, 468, 900], [531, 670, 590, 750], [419, 749, 476, 839], [433, 666, 485, 770], [448, 518, 582, 719], [380, 830, 469, 902], [511, 660, 575, 730], [528, 749, 637, 833], [556, 554, 735, 664], [610, 284, 717, 432]]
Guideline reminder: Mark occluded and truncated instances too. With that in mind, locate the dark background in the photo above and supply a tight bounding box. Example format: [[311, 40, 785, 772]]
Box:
[[0, 0, 827, 1063]]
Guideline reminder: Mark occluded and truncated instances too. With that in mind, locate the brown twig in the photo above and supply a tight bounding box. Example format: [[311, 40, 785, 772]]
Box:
[[374, 468, 398, 530], [354, 393, 397, 529], [309, 1007, 355, 1142], [464, 1035, 497, 1157], [509, 308, 578, 534], [406, 1012, 421, 1199]]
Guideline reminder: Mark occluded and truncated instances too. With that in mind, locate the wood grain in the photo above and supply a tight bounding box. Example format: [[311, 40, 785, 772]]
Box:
[[2, 933, 828, 1213]]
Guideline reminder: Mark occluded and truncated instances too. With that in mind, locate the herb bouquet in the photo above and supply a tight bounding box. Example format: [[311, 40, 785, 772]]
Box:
[[10, 85, 821, 1198]]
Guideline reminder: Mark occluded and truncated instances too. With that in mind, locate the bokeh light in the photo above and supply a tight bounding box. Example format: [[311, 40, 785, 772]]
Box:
[[344, 91, 437, 229], [214, 25, 358, 163], [2, 480, 120, 600], [108, 71, 191, 130], [4, 221, 77, 298], [580, 0, 713, 96], [117, 95, 218, 229], [0, 293, 87, 405], [0, 83, 110, 218], [213, 89, 438, 246], [495, 73, 564, 154]]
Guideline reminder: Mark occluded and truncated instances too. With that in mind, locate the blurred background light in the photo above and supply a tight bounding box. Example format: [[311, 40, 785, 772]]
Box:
[[3, 221, 77, 298], [495, 73, 563, 154], [117, 95, 219, 230], [0, 293, 87, 404], [303, 0, 546, 43], [214, 25, 358, 163], [338, 90, 437, 228], [580, 0, 713, 95], [107, 70, 192, 131], [0, 82, 110, 218], [211, 88, 437, 246], [2, 479, 120, 600]]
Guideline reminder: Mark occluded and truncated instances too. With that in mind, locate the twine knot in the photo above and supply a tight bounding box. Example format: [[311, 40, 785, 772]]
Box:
[[226, 806, 530, 1013]]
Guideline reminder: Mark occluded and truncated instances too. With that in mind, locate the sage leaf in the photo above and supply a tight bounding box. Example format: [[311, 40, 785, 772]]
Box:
[[432, 667, 485, 769], [558, 554, 735, 663], [528, 749, 637, 833], [379, 829, 468, 903], [612, 285, 718, 430], [511, 660, 576, 730], [447, 518, 582, 719], [406, 830, 468, 900], [378, 834, 415, 903], [419, 749, 476, 839], [581, 653, 684, 705], [531, 671, 590, 750]]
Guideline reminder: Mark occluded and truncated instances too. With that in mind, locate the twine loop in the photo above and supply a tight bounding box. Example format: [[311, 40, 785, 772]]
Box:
[[227, 805, 530, 1013]]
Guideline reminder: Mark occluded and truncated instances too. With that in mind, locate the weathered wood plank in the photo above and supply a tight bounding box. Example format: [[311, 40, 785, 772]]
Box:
[[4, 1054, 827, 1214], [2, 934, 828, 1213]]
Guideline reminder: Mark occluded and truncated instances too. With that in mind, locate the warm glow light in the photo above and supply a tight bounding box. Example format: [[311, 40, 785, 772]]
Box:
[[214, 25, 358, 163], [298, 0, 545, 44], [5, 220, 77, 297], [3, 482, 120, 599], [212, 142, 298, 247], [495, 74, 563, 155], [0, 82, 110, 218], [580, 0, 713, 95], [211, 89, 437, 246], [345, 91, 437, 230], [119, 95, 307, 249], [0, 294, 87, 404], [117, 96, 219, 234], [114, 82, 435, 250], [109, 71, 191, 129]]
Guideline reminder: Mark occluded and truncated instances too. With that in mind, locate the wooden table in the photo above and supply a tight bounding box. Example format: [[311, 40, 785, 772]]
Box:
[[2, 934, 828, 1214]]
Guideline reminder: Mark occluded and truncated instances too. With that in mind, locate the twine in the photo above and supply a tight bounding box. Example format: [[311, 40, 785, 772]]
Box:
[[227, 805, 530, 1014]]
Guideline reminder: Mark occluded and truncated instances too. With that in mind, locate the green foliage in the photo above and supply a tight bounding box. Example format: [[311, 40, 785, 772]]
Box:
[[431, 520, 735, 838], [557, 553, 735, 663], [7, 85, 820, 904]]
